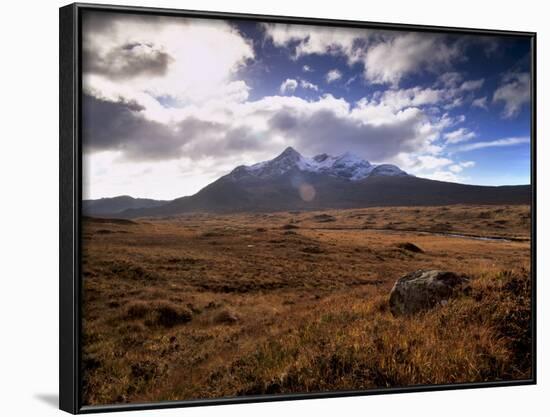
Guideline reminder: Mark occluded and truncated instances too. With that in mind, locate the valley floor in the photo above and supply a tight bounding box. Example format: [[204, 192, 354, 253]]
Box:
[[81, 204, 532, 405]]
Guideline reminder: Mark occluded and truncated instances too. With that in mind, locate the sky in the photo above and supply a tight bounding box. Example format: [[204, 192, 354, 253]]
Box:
[[82, 11, 532, 200]]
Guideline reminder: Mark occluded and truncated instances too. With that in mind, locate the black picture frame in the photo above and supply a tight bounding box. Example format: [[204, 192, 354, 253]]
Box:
[[59, 2, 537, 414]]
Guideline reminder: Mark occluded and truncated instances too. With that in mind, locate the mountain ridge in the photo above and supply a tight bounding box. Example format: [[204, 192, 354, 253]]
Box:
[[230, 147, 407, 181], [83, 148, 531, 218], [82, 195, 168, 217]]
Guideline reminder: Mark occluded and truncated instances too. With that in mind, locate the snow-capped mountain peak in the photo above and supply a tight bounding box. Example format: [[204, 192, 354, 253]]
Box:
[[230, 148, 408, 181], [276, 146, 301, 160]]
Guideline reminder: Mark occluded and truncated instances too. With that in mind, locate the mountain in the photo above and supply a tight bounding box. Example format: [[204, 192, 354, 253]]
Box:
[[110, 147, 530, 218], [82, 195, 167, 217], [230, 147, 407, 181]]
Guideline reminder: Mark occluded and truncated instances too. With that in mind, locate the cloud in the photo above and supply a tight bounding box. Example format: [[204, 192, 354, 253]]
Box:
[[299, 79, 319, 91], [360, 79, 486, 119], [263, 24, 463, 87], [82, 94, 226, 161], [262, 95, 449, 161], [268, 106, 429, 160], [362, 33, 462, 85], [444, 128, 476, 144], [422, 170, 463, 183], [82, 93, 277, 162], [376, 87, 443, 111], [84, 85, 456, 167], [472, 96, 488, 110], [438, 72, 463, 88], [82, 11, 254, 106], [399, 154, 466, 183], [459, 79, 484, 91], [280, 78, 298, 94], [457, 137, 530, 152], [84, 41, 174, 80], [281, 78, 318, 93], [449, 160, 475, 173], [262, 23, 362, 59], [326, 69, 342, 83], [414, 155, 453, 170], [83, 13, 527, 198], [493, 72, 530, 118]]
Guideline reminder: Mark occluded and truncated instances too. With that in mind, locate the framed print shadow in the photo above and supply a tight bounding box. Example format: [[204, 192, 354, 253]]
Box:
[[59, 2, 537, 414]]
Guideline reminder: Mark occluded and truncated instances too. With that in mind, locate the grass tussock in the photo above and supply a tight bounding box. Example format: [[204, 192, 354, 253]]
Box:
[[125, 300, 193, 328], [212, 268, 531, 396], [213, 309, 239, 325]]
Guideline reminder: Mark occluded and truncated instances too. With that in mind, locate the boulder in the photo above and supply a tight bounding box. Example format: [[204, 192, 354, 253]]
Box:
[[389, 270, 470, 316]]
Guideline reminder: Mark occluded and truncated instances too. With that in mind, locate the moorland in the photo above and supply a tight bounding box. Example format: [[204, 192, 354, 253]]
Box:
[[81, 204, 532, 405]]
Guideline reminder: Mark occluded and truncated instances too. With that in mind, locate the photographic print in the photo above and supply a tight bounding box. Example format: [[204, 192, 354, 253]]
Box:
[[77, 7, 533, 408]]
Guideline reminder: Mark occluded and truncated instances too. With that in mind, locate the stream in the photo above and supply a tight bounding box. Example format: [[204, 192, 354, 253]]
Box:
[[307, 226, 529, 243]]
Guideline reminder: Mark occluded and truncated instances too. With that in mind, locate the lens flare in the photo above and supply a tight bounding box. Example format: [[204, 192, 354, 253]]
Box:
[[299, 183, 316, 202]]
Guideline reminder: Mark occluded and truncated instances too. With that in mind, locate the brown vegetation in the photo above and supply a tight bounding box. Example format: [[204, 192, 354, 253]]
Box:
[[81, 204, 532, 405]]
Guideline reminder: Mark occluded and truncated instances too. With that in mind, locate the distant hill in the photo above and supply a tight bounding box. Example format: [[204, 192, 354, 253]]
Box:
[[91, 148, 530, 218], [82, 195, 167, 217]]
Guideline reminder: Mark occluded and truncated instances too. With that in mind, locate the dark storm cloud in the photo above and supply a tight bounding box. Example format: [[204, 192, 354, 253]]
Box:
[[83, 42, 174, 80], [83, 94, 218, 161], [84, 91, 434, 163], [269, 112, 299, 131], [82, 95, 270, 161], [82, 11, 175, 80], [268, 108, 427, 161]]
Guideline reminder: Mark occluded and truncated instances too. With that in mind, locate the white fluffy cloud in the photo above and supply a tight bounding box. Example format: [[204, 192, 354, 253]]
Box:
[[422, 170, 463, 183], [82, 12, 254, 107], [280, 78, 298, 94], [325, 69, 342, 83], [393, 154, 473, 184], [299, 79, 319, 91], [263, 24, 464, 86], [415, 155, 454, 170], [493, 72, 530, 118], [262, 23, 362, 60], [362, 33, 462, 85], [376, 87, 443, 111], [280, 78, 318, 94]]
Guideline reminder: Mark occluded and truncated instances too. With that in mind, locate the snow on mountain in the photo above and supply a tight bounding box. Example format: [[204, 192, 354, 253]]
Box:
[[230, 147, 408, 181], [369, 164, 408, 177]]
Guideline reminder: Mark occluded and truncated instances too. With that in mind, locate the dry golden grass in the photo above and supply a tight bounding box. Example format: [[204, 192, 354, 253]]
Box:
[[80, 205, 532, 405]]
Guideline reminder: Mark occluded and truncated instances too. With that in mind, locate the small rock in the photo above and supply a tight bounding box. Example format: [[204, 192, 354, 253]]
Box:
[[389, 270, 470, 316]]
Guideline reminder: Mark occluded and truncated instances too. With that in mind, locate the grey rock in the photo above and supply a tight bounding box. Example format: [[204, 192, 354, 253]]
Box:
[[389, 270, 470, 316]]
